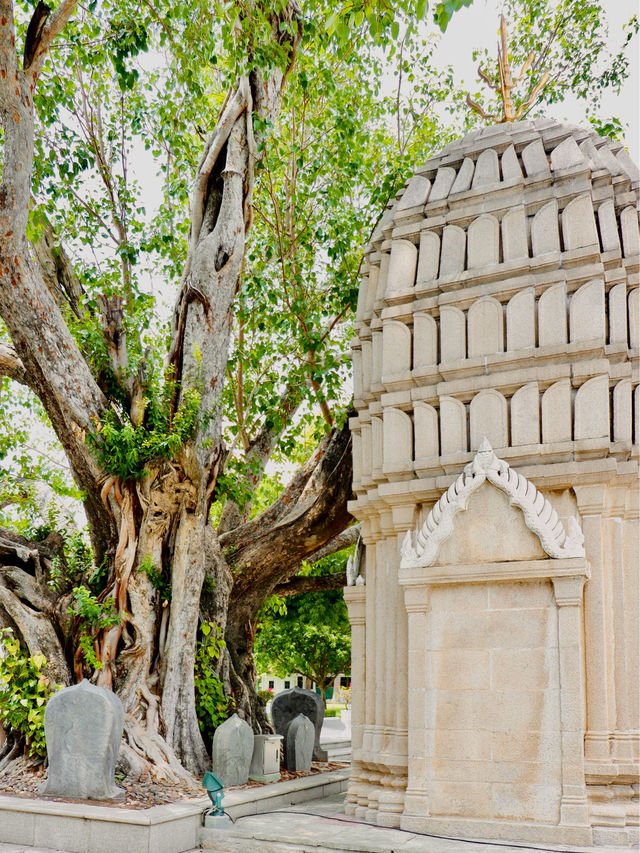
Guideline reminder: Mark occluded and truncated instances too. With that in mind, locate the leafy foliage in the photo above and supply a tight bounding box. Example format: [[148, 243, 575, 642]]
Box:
[[0, 630, 59, 757], [138, 556, 172, 602], [255, 551, 352, 703], [194, 622, 235, 741], [68, 586, 120, 670], [87, 385, 201, 482], [465, 0, 638, 129]]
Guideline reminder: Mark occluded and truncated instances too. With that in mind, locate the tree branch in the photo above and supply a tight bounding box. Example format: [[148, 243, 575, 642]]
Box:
[[218, 429, 333, 550], [32, 218, 85, 316], [228, 417, 352, 594], [305, 524, 360, 565], [0, 0, 18, 89], [0, 342, 26, 384], [26, 0, 77, 75], [273, 571, 347, 597]]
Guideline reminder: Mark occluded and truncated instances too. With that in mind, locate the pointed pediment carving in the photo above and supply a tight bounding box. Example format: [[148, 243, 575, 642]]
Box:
[[400, 438, 585, 570]]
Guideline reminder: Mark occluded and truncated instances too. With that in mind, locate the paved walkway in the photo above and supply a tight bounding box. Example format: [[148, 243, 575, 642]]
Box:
[[200, 793, 636, 853], [1, 793, 637, 853]]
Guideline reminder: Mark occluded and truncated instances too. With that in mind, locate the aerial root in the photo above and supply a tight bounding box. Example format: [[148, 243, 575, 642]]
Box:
[[122, 715, 198, 787]]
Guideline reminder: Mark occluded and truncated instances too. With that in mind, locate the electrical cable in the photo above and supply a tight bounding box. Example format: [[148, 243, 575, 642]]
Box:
[[228, 808, 589, 853]]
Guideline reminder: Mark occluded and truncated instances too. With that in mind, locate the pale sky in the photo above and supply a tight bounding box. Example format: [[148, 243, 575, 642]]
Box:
[[433, 0, 639, 159]]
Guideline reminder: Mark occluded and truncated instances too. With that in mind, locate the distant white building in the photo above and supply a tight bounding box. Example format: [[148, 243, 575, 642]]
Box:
[[257, 671, 350, 701], [256, 672, 306, 695]]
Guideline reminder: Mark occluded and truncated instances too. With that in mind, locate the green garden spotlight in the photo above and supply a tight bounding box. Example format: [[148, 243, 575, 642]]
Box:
[[202, 771, 225, 816], [202, 771, 232, 830]]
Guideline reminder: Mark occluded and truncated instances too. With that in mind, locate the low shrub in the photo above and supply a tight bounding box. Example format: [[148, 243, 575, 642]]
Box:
[[0, 629, 59, 757]]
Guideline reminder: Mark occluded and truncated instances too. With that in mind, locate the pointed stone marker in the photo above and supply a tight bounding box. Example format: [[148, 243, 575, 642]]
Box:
[[41, 680, 124, 801], [211, 713, 254, 787], [285, 713, 315, 772], [271, 687, 328, 761]]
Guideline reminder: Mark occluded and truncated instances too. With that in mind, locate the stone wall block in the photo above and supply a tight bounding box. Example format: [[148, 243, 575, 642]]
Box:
[[521, 138, 550, 177], [468, 296, 504, 357], [440, 305, 466, 362], [413, 312, 438, 368], [417, 231, 440, 282], [635, 386, 640, 445], [502, 206, 529, 262], [629, 288, 639, 349], [597, 199, 621, 253], [451, 157, 474, 194], [371, 204, 395, 244], [372, 416, 384, 477], [467, 214, 500, 270], [507, 288, 535, 351], [398, 175, 431, 210], [501, 144, 523, 181], [616, 149, 640, 182], [511, 382, 540, 446], [361, 340, 372, 394], [382, 320, 412, 377], [550, 136, 587, 172], [439, 396, 467, 455], [613, 380, 632, 443], [580, 137, 621, 174], [429, 167, 456, 201], [376, 253, 390, 302], [361, 423, 372, 480], [372, 330, 383, 387], [561, 194, 599, 251], [439, 225, 466, 278], [620, 206, 640, 257], [383, 408, 413, 470], [472, 148, 500, 188], [352, 431, 363, 486], [365, 266, 380, 314], [542, 379, 572, 444], [414, 402, 439, 460], [356, 275, 369, 321], [387, 240, 418, 293], [531, 199, 560, 256], [574, 375, 610, 440], [352, 348, 363, 400], [608, 282, 627, 345], [470, 389, 508, 450], [569, 278, 605, 343], [538, 283, 568, 347]]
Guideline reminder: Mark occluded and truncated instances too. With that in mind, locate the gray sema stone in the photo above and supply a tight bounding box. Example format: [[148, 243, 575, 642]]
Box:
[[211, 713, 254, 787], [284, 713, 315, 772], [40, 679, 124, 801], [271, 687, 328, 761]]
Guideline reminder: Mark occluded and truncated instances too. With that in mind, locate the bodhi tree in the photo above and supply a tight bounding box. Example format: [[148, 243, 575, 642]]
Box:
[[0, 0, 470, 779], [0, 0, 634, 781]]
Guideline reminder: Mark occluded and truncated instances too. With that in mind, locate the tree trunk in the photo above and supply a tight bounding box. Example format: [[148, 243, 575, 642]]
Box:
[[0, 0, 360, 780]]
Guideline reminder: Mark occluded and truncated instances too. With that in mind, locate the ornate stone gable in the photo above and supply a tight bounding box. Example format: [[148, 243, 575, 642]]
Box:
[[400, 438, 585, 570]]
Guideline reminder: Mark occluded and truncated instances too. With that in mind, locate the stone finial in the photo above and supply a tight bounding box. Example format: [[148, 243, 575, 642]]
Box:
[[40, 680, 124, 801], [466, 15, 549, 124]]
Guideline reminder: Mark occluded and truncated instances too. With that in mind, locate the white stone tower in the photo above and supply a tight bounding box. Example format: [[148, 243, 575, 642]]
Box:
[[345, 119, 639, 846]]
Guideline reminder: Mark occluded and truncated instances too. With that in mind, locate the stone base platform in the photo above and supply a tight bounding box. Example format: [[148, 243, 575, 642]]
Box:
[[0, 768, 350, 853], [199, 792, 638, 853]]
